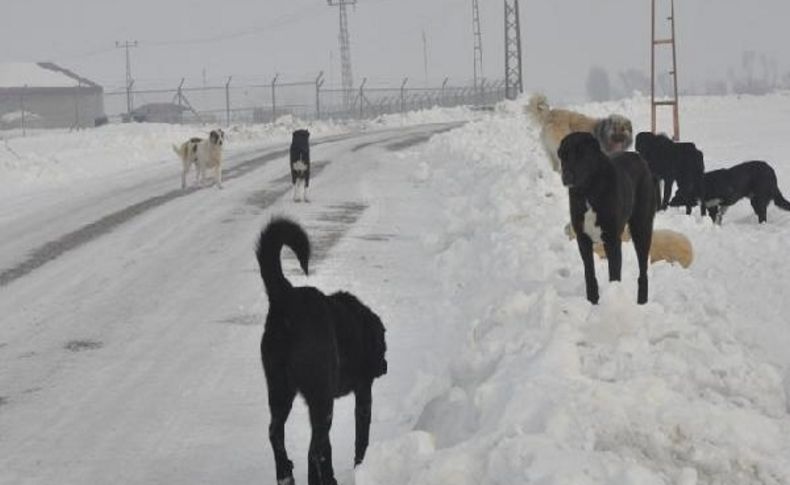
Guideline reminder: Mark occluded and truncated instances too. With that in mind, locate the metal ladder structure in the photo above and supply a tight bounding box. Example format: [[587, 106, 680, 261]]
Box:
[[472, 0, 484, 95], [328, 0, 356, 111], [504, 0, 523, 100], [650, 0, 680, 140]]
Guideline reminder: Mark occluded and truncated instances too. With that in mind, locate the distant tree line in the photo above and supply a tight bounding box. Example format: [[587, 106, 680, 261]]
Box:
[[585, 50, 790, 101]]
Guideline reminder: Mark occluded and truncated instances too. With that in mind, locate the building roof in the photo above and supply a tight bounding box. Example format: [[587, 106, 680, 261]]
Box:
[[0, 62, 101, 89]]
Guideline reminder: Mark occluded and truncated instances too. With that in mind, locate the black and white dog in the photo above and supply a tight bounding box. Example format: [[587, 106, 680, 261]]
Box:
[[700, 160, 790, 224], [172, 129, 225, 189], [290, 129, 311, 202], [255, 218, 388, 485], [558, 132, 656, 305]]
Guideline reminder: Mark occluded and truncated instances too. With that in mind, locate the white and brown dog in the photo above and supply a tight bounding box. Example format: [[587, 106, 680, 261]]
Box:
[[527, 94, 633, 173], [173, 129, 225, 189]]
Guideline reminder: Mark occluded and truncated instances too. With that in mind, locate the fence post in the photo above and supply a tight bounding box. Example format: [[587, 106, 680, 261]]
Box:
[[176, 78, 185, 123], [441, 77, 449, 107], [400, 77, 409, 114], [20, 84, 27, 137], [271, 74, 279, 122], [358, 77, 367, 118], [225, 76, 232, 127], [73, 80, 81, 130], [315, 71, 324, 120]]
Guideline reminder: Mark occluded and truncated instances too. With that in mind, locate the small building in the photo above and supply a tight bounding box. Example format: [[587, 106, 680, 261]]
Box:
[[0, 62, 105, 130]]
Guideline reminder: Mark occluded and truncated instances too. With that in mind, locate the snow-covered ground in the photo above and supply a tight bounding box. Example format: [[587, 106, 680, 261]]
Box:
[[2, 94, 790, 484]]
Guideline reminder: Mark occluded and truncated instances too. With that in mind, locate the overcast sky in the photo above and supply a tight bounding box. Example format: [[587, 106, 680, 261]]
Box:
[[3, 0, 790, 101]]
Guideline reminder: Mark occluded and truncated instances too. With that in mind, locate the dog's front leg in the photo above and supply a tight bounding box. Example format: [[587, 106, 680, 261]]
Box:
[[577, 233, 599, 304], [353, 382, 373, 466], [216, 162, 223, 189], [602, 231, 622, 282], [662, 176, 674, 210], [181, 164, 188, 190]]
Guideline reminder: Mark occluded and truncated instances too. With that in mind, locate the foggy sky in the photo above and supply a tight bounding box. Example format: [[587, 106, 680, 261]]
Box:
[[3, 0, 790, 102]]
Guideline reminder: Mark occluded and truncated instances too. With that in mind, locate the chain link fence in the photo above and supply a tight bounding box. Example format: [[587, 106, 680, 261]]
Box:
[[103, 76, 507, 125]]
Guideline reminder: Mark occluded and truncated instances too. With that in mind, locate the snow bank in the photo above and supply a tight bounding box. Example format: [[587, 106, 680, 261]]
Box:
[[358, 94, 790, 485]]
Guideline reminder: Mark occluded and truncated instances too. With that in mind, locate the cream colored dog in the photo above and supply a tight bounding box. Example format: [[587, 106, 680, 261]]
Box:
[[527, 93, 633, 172], [565, 224, 693, 268], [172, 129, 225, 189]]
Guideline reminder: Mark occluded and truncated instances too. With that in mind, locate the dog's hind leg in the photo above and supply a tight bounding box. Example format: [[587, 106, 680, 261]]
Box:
[[307, 398, 337, 485], [750, 197, 769, 223], [268, 391, 296, 485], [354, 382, 373, 466], [601, 233, 623, 282], [577, 234, 599, 304], [262, 343, 296, 483]]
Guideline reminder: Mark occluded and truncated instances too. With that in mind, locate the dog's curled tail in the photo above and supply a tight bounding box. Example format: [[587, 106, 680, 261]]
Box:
[[526, 93, 551, 124], [255, 218, 311, 303], [774, 187, 790, 211]]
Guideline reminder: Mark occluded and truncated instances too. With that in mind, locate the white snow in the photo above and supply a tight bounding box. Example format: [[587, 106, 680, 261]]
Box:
[[2, 94, 790, 484]]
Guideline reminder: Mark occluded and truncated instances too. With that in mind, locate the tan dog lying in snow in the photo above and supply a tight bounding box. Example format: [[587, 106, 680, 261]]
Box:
[[565, 224, 693, 268]]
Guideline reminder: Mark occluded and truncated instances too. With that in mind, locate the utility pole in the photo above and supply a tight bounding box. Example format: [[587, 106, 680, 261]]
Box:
[[472, 0, 484, 94], [327, 0, 356, 111], [504, 0, 523, 100], [115, 40, 138, 118], [650, 0, 680, 140], [422, 30, 429, 86]]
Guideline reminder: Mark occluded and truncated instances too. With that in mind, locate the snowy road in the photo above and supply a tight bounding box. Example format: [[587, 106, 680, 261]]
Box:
[[0, 122, 461, 485]]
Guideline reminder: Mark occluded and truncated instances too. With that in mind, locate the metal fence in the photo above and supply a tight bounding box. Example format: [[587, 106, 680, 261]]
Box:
[[103, 76, 507, 125]]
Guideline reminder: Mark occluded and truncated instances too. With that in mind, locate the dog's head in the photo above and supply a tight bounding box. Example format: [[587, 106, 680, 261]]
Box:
[[209, 129, 225, 147], [366, 311, 388, 378], [557, 132, 606, 188], [596, 114, 633, 155], [634, 131, 656, 156], [292, 129, 310, 140]]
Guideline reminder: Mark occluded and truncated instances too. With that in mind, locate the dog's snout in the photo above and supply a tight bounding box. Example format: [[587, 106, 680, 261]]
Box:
[[611, 134, 627, 143]]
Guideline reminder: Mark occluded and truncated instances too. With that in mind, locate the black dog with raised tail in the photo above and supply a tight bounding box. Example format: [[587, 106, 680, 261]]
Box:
[[256, 218, 387, 485]]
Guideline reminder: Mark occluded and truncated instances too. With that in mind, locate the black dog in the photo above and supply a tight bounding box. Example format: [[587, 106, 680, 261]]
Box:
[[558, 132, 656, 304], [669, 142, 705, 215], [256, 218, 387, 485], [699, 160, 790, 224], [290, 129, 311, 202], [635, 132, 705, 214]]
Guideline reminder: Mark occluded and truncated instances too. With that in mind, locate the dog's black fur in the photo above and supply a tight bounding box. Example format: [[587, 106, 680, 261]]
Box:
[[698, 160, 790, 224], [290, 129, 311, 185], [671, 142, 705, 215], [558, 132, 656, 305], [256, 218, 387, 485], [635, 132, 705, 215]]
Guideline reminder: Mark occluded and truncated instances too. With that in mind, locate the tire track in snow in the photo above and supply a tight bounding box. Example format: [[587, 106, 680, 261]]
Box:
[[0, 124, 459, 288]]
